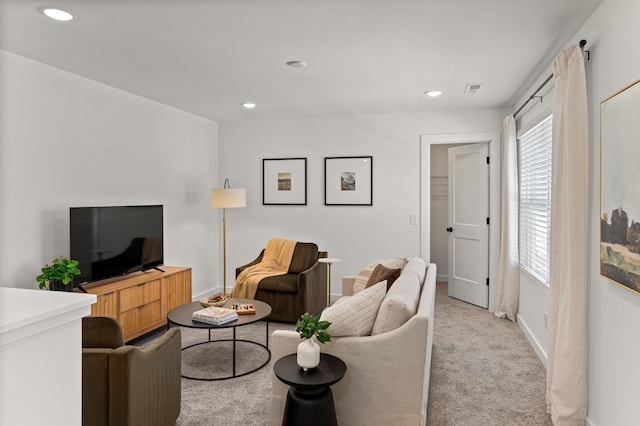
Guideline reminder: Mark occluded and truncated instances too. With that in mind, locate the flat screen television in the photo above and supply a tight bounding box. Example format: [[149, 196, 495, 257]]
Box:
[[70, 205, 164, 287]]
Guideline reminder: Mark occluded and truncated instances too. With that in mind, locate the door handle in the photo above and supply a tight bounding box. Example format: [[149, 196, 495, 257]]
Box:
[[446, 227, 453, 232]]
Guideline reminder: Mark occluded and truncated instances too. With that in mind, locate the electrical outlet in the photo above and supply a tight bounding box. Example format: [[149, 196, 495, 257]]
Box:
[[544, 312, 548, 330], [409, 214, 417, 225]]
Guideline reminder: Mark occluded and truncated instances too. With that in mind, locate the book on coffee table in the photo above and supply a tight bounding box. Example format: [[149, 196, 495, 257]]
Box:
[[232, 303, 256, 315], [192, 306, 238, 325]]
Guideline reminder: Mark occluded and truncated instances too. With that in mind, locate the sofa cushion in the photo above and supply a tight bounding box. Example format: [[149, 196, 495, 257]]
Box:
[[257, 273, 298, 293], [288, 242, 319, 274], [353, 257, 409, 294], [320, 281, 386, 336], [371, 257, 426, 335], [365, 264, 402, 291], [401, 255, 428, 289]]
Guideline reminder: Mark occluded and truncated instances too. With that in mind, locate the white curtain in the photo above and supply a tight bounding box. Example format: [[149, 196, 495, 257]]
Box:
[[546, 44, 589, 425], [495, 115, 520, 321]]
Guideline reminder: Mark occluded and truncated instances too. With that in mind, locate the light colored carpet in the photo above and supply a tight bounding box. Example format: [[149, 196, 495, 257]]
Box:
[[135, 284, 551, 425], [427, 282, 552, 425], [136, 320, 293, 426], [175, 321, 292, 426]]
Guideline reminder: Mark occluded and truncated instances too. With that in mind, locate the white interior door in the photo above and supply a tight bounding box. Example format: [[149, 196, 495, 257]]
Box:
[[447, 143, 489, 308]]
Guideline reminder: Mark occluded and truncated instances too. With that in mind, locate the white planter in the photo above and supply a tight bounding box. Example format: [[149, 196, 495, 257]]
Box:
[[297, 338, 320, 371]]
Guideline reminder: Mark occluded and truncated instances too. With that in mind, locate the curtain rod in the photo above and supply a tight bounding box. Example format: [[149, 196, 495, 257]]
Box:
[[513, 39, 587, 118]]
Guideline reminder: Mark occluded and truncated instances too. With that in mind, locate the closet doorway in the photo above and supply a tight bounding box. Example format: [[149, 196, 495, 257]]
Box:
[[420, 132, 499, 310]]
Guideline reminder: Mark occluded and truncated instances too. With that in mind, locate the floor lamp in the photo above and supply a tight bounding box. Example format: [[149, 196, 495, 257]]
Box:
[[212, 178, 246, 296]]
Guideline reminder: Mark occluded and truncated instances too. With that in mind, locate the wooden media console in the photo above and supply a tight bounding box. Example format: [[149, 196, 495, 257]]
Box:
[[77, 266, 192, 341]]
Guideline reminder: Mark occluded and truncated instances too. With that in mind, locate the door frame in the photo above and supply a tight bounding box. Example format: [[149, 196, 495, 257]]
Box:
[[420, 132, 501, 312]]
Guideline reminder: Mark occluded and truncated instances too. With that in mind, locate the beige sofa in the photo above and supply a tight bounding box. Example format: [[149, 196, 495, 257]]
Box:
[[270, 257, 436, 426]]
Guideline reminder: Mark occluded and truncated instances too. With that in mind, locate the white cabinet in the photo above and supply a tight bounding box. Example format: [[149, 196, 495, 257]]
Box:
[[0, 287, 96, 426]]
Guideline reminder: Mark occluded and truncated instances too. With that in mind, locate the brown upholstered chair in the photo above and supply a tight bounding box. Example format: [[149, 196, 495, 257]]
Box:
[[82, 316, 181, 426], [235, 242, 328, 323]]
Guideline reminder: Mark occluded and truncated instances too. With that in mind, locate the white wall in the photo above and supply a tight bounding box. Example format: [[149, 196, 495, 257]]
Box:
[[515, 0, 640, 423], [582, 1, 640, 423], [0, 50, 220, 298], [218, 109, 505, 298], [517, 272, 549, 366]]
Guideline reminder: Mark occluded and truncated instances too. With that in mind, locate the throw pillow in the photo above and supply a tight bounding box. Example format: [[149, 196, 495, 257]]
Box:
[[365, 264, 402, 291], [353, 256, 409, 294], [320, 281, 386, 336]]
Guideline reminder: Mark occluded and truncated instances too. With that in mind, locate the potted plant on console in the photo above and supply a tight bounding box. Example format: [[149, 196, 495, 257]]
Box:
[[295, 312, 331, 371], [36, 256, 81, 292]]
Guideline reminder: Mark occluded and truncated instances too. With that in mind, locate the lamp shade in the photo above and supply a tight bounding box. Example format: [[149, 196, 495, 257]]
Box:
[[212, 188, 246, 209]]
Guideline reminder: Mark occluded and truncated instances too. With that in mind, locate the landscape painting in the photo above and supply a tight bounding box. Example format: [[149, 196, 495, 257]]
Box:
[[278, 172, 292, 191], [600, 78, 640, 294], [341, 172, 356, 191]]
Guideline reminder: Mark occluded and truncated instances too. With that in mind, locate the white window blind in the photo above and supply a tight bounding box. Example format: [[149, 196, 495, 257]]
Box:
[[519, 115, 552, 285]]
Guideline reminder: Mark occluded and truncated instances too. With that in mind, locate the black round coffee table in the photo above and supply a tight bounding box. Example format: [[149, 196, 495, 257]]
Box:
[[274, 353, 347, 426], [167, 298, 271, 380]]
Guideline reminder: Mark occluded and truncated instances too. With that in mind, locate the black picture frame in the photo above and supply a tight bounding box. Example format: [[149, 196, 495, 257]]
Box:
[[263, 158, 307, 205], [324, 156, 373, 206]]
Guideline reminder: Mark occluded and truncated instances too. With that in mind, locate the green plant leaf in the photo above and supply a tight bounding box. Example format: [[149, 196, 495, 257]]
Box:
[[295, 311, 331, 342], [316, 331, 331, 344], [36, 256, 81, 289], [318, 320, 331, 330]]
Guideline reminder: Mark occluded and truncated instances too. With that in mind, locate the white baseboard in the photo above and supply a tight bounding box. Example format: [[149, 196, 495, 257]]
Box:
[[192, 286, 221, 301], [436, 274, 448, 282], [518, 316, 597, 426], [516, 313, 548, 368], [194, 287, 340, 307]]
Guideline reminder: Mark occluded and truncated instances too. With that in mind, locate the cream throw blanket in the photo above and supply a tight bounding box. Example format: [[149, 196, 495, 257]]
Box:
[[231, 238, 297, 299]]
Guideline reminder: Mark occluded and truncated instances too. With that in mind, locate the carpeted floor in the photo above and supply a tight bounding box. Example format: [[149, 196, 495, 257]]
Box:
[[136, 320, 293, 426], [175, 321, 292, 426], [427, 282, 552, 425], [135, 283, 551, 425]]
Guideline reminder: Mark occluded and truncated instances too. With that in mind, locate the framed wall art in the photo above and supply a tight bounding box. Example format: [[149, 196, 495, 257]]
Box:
[[263, 158, 307, 205], [600, 78, 640, 295], [324, 156, 373, 206]]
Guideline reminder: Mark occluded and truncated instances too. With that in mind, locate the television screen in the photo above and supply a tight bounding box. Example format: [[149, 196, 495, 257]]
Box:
[[70, 205, 164, 285]]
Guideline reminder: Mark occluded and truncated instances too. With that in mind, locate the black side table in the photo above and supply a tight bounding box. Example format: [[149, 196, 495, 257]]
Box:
[[274, 353, 347, 426]]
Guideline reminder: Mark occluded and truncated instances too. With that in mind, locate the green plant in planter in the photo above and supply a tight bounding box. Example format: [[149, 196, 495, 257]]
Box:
[[295, 312, 331, 343], [36, 256, 81, 289]]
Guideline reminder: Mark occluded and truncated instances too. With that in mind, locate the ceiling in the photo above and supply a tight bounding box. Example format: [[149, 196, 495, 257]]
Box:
[[0, 0, 601, 123]]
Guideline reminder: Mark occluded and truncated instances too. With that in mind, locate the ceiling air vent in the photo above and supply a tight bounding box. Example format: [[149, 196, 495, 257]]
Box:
[[465, 83, 482, 94]]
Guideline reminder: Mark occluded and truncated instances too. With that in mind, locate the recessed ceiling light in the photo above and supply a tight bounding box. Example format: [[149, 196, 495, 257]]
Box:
[[37, 6, 77, 21], [286, 60, 307, 68], [241, 102, 257, 110], [425, 90, 442, 97]]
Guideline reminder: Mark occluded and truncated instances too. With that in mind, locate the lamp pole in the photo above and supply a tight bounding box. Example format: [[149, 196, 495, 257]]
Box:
[[222, 207, 228, 296], [212, 178, 246, 297]]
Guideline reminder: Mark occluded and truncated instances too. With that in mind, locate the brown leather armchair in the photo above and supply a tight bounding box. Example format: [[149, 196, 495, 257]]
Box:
[[236, 242, 327, 323], [82, 316, 181, 426]]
